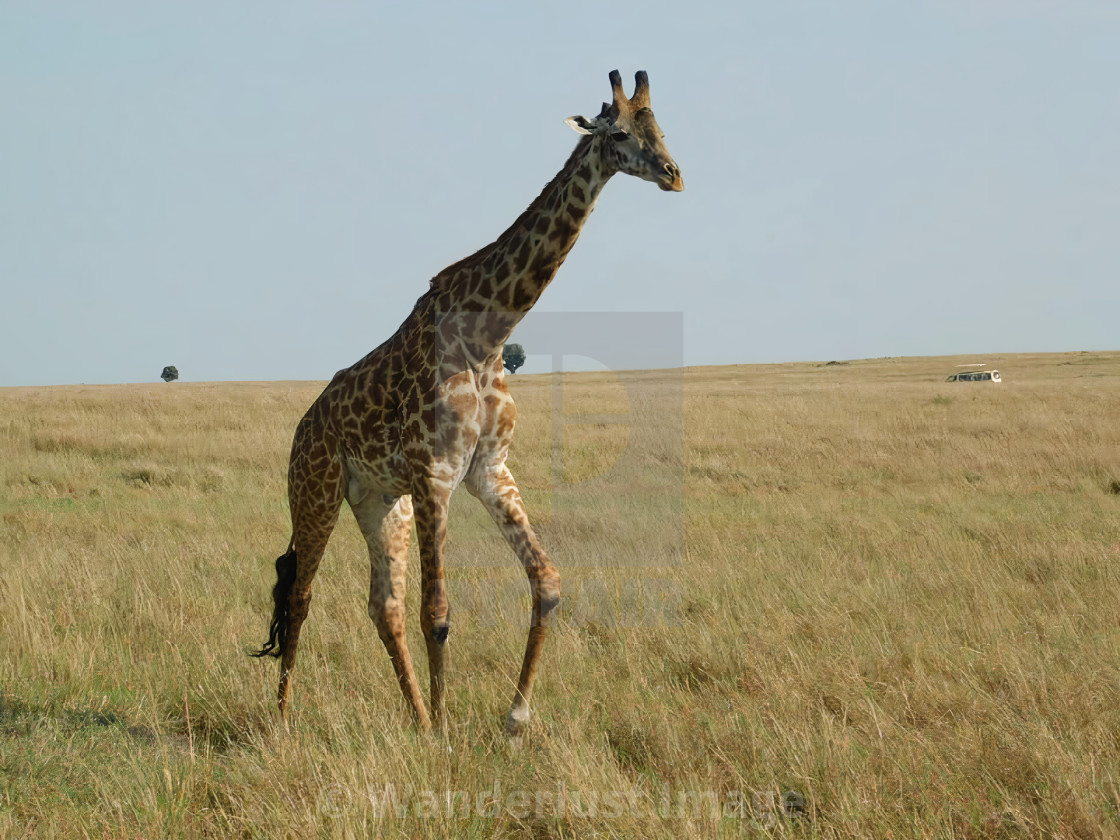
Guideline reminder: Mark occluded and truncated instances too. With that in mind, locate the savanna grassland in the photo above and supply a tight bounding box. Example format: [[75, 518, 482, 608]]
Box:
[[1, 351, 1118, 839]]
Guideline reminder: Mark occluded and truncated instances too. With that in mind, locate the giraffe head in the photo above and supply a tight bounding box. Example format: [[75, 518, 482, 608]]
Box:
[[566, 70, 684, 192]]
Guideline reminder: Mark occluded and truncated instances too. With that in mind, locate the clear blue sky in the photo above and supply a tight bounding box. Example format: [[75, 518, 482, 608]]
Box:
[[2, 1, 1116, 385]]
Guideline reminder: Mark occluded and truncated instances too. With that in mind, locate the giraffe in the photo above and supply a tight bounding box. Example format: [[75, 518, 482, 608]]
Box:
[[252, 69, 683, 735]]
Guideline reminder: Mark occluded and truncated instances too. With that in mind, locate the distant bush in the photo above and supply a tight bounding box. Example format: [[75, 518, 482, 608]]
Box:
[[503, 344, 526, 374]]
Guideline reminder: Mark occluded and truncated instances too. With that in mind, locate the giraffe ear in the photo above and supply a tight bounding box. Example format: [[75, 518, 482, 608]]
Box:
[[565, 116, 595, 135]]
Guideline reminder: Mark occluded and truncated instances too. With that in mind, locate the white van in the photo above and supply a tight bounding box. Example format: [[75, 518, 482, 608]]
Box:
[[945, 370, 1001, 383]]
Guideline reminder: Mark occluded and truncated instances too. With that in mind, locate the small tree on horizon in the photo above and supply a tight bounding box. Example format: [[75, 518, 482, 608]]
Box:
[[503, 343, 526, 374]]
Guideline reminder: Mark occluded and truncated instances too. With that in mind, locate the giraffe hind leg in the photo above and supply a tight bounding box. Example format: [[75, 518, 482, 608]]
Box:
[[272, 502, 341, 719], [259, 418, 346, 720]]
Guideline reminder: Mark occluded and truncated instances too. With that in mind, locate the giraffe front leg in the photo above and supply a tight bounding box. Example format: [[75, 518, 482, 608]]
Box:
[[411, 478, 453, 730], [466, 464, 560, 736], [351, 493, 431, 731]]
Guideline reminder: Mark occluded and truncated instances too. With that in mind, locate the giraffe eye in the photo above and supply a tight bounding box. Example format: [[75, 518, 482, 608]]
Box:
[[610, 131, 629, 142]]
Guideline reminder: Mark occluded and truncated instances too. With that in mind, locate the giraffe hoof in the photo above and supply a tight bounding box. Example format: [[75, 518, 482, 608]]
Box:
[[504, 707, 530, 737]]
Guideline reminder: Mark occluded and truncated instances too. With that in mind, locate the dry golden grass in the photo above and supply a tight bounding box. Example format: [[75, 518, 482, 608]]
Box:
[[1, 351, 1118, 838]]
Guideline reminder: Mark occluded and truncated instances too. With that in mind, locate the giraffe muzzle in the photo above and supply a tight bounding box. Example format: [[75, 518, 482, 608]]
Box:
[[659, 161, 684, 192]]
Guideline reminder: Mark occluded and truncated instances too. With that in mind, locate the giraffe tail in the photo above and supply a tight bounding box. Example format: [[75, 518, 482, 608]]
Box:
[[250, 541, 297, 659]]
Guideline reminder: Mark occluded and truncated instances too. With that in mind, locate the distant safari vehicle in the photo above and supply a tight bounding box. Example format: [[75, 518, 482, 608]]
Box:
[[946, 369, 1001, 383]]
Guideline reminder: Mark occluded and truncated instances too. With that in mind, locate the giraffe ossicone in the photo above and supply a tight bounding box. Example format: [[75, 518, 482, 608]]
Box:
[[252, 69, 683, 736]]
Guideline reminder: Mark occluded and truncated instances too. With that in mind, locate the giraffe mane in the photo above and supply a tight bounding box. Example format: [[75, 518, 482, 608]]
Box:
[[426, 135, 594, 296]]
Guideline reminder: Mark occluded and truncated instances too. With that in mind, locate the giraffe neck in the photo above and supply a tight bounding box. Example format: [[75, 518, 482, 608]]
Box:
[[426, 135, 612, 363]]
